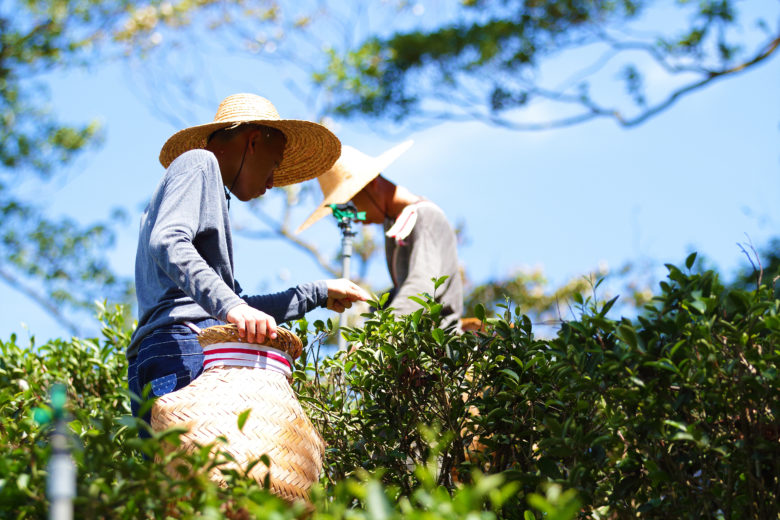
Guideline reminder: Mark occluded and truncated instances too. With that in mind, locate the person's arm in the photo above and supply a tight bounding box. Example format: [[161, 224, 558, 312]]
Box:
[[242, 281, 329, 323], [148, 160, 244, 320], [242, 279, 371, 322]]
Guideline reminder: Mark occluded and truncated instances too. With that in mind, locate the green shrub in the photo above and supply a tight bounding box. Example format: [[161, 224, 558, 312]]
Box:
[[296, 258, 778, 518], [1, 256, 778, 518], [0, 304, 296, 518]]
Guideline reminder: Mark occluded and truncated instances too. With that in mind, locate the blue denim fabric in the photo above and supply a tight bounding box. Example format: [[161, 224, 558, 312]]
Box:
[[127, 317, 222, 426]]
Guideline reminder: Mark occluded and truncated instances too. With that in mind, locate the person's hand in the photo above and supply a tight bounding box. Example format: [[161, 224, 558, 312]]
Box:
[[324, 278, 371, 313], [226, 303, 277, 344]]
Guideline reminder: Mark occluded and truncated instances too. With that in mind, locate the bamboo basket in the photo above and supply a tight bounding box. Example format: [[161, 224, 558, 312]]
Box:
[[150, 324, 324, 503]]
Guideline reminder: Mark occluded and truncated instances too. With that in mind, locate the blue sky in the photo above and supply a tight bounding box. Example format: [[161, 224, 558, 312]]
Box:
[[2, 3, 779, 342]]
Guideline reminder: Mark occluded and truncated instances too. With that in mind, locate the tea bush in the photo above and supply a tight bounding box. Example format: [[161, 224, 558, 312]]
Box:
[[296, 255, 778, 518], [1, 255, 778, 518], [0, 305, 563, 519], [0, 304, 295, 518]]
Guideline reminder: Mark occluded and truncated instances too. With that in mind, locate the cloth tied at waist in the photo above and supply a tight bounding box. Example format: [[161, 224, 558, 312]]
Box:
[[386, 200, 439, 244]]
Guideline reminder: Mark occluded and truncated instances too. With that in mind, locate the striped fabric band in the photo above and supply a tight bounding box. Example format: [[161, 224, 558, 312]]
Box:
[[202, 342, 294, 379]]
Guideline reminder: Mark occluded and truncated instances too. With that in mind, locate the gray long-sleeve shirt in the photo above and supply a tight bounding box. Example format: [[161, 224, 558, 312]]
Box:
[[385, 202, 463, 330], [128, 149, 327, 359]]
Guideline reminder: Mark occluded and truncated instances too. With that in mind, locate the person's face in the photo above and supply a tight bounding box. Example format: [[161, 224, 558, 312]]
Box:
[[233, 130, 285, 201], [351, 180, 385, 224]]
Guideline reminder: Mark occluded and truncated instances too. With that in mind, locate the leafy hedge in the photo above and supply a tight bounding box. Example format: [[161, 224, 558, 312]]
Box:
[[1, 255, 778, 518]]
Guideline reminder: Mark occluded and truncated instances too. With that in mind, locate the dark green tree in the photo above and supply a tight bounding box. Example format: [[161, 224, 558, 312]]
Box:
[[1, 1, 136, 334], [312, 0, 779, 130]]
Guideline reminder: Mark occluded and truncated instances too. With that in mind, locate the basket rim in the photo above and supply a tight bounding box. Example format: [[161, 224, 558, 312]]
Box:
[[197, 324, 303, 360]]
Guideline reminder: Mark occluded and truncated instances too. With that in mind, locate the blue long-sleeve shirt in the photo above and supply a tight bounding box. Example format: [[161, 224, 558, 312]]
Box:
[[128, 149, 327, 359]]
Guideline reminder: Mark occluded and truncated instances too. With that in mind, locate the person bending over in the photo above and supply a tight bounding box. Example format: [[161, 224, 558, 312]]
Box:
[[296, 141, 462, 330], [128, 93, 370, 419]]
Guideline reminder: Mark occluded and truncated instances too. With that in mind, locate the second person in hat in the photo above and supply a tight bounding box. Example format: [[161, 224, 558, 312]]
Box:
[[297, 141, 463, 330]]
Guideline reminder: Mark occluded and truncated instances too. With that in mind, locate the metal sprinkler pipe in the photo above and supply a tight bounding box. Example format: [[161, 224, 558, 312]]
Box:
[[330, 202, 365, 350]]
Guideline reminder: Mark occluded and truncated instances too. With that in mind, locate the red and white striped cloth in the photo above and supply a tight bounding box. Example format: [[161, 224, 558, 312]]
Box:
[[202, 342, 294, 379]]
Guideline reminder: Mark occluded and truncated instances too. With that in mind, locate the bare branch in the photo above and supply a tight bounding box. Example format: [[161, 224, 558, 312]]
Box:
[[422, 32, 780, 132], [554, 45, 620, 92], [0, 265, 81, 337], [738, 234, 764, 290], [617, 34, 780, 127], [599, 31, 705, 76], [240, 227, 340, 278], [239, 202, 341, 278], [413, 105, 607, 132]]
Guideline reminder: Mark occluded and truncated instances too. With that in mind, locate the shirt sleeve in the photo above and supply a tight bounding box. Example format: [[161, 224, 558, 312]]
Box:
[[242, 281, 329, 323], [148, 161, 245, 321]]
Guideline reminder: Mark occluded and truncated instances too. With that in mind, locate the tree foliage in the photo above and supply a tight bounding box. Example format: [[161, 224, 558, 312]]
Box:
[[114, 1, 779, 131], [1, 0, 137, 334], [103, 1, 780, 314], [314, 0, 780, 130]]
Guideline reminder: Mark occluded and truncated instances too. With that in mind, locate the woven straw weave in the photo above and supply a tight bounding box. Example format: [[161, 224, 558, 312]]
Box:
[[151, 325, 323, 503], [158, 93, 341, 187], [198, 323, 303, 359]]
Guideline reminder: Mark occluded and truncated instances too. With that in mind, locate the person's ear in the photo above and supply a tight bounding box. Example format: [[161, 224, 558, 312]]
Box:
[[246, 129, 261, 153]]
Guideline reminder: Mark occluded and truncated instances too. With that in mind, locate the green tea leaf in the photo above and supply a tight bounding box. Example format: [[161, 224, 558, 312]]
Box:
[[237, 409, 251, 432]]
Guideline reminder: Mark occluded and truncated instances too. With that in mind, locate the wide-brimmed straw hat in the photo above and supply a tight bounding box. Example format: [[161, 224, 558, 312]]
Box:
[[159, 93, 341, 187], [296, 140, 413, 233]]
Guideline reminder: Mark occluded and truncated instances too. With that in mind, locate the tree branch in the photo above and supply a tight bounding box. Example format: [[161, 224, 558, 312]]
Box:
[[0, 265, 81, 337], [239, 203, 341, 278], [414, 31, 780, 132], [616, 34, 780, 127]]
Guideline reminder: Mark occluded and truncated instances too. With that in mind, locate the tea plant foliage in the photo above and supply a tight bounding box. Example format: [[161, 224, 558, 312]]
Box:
[[1, 256, 778, 518]]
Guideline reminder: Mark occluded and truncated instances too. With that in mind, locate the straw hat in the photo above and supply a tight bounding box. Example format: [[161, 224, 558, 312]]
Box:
[[159, 93, 341, 187], [295, 140, 414, 233], [151, 324, 324, 503]]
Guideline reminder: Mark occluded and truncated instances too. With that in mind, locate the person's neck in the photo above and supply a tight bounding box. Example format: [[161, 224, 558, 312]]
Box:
[[205, 141, 237, 186], [386, 185, 421, 219]]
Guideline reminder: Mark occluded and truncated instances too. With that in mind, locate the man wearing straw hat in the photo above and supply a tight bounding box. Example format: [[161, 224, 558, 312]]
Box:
[[297, 141, 463, 330], [127, 93, 370, 422]]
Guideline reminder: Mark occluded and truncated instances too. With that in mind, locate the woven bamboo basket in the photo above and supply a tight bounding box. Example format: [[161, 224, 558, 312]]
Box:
[[150, 324, 324, 503]]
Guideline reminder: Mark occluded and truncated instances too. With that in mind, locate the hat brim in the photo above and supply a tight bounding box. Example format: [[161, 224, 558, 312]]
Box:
[[295, 140, 413, 233], [159, 119, 341, 187]]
